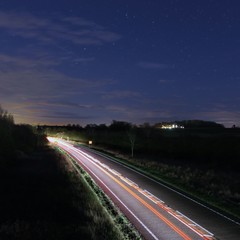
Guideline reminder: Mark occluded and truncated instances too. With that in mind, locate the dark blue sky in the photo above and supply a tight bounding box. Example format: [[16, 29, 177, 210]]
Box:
[[0, 0, 239, 126]]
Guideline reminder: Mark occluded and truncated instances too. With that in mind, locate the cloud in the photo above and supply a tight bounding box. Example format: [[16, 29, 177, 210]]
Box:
[[193, 110, 240, 127], [101, 90, 141, 99], [41, 111, 94, 120], [138, 61, 172, 70], [0, 11, 121, 46], [63, 17, 103, 29], [0, 53, 60, 68], [0, 67, 114, 99], [0, 53, 114, 94], [0, 52, 116, 125], [9, 104, 95, 125], [101, 103, 175, 124], [0, 11, 49, 30], [0, 11, 123, 125], [34, 100, 96, 110]]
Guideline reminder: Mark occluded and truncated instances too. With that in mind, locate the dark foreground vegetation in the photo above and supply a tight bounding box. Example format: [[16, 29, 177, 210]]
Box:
[[0, 146, 128, 240], [44, 120, 240, 219], [0, 106, 136, 240]]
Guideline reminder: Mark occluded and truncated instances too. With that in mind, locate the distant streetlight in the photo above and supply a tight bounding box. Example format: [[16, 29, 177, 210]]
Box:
[[88, 140, 93, 147]]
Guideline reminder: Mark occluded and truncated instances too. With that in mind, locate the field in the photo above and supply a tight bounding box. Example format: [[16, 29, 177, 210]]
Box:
[[45, 125, 240, 219]]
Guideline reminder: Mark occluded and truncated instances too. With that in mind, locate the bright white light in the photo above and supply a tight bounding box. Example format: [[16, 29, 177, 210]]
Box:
[[47, 137, 55, 143], [161, 124, 184, 129]]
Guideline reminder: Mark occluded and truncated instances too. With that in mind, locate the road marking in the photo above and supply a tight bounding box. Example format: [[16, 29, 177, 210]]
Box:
[[59, 141, 212, 237], [84, 147, 240, 226], [62, 147, 159, 240], [49, 138, 221, 239], [55, 140, 192, 240]]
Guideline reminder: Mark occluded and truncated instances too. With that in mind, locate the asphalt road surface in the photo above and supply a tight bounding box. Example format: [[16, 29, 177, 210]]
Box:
[[48, 138, 240, 240]]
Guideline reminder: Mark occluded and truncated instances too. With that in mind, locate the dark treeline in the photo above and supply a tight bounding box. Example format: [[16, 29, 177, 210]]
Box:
[[0, 106, 45, 162], [44, 119, 225, 131], [43, 120, 240, 171]]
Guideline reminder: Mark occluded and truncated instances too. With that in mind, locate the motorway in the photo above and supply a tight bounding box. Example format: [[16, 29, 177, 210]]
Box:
[[48, 138, 240, 240]]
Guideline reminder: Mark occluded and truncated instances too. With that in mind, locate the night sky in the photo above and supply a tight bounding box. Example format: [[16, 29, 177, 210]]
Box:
[[0, 0, 239, 127]]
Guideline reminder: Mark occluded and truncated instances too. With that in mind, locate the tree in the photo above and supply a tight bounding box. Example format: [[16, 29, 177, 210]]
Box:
[[141, 122, 152, 138], [0, 105, 14, 125], [13, 124, 38, 151], [109, 120, 132, 131], [127, 128, 136, 158], [0, 105, 14, 155]]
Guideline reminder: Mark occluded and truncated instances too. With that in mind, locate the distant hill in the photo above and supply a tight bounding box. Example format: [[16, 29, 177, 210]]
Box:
[[155, 120, 224, 129]]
